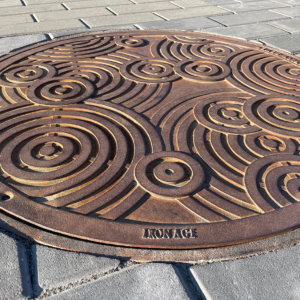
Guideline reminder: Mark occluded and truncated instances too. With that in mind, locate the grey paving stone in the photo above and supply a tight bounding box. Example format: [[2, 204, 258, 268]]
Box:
[[190, 243, 300, 300], [26, 0, 127, 3], [138, 16, 221, 30], [210, 9, 289, 26], [204, 0, 239, 4], [269, 18, 300, 33], [171, 0, 215, 8], [0, 232, 32, 300], [51, 25, 137, 38], [0, 0, 23, 8], [271, 6, 300, 18], [84, 12, 162, 27], [111, 2, 179, 15], [67, 0, 130, 9], [35, 7, 112, 22], [260, 33, 300, 54], [47, 263, 193, 300], [236, 0, 277, 2], [0, 14, 34, 26], [157, 6, 231, 20], [0, 33, 47, 57], [271, 0, 300, 5], [219, 0, 289, 13], [204, 23, 288, 39], [135, 0, 171, 2], [0, 3, 66, 16], [0, 19, 86, 37], [32, 244, 120, 294]]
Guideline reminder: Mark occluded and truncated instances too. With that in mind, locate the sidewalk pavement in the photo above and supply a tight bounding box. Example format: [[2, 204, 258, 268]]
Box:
[[1, 0, 300, 299]]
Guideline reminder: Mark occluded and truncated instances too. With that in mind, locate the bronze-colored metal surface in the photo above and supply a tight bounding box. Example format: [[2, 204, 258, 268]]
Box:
[[1, 30, 300, 256]]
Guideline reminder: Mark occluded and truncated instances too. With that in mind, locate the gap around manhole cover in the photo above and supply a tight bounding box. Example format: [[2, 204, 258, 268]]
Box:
[[0, 30, 300, 262]]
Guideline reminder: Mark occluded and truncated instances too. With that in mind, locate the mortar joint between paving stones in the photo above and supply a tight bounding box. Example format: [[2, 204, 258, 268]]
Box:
[[33, 259, 138, 300], [79, 19, 91, 29], [61, 3, 70, 11]]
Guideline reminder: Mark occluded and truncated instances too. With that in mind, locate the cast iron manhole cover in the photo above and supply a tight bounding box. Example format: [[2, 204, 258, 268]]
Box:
[[1, 30, 300, 262]]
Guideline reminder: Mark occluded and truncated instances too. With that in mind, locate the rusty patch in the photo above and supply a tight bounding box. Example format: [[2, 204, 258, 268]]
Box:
[[0, 31, 300, 258]]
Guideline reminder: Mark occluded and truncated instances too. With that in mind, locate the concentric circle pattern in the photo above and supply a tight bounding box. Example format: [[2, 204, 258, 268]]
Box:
[[1, 31, 300, 251]]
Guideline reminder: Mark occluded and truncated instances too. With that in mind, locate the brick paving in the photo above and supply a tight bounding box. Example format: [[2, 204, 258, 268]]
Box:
[[0, 0, 299, 53], [1, 0, 300, 299]]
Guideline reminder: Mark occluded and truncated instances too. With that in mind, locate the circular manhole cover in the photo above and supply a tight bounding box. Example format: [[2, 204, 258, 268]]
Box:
[[1, 30, 300, 262]]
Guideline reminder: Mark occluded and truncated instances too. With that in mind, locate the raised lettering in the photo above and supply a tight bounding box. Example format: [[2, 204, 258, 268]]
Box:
[[174, 228, 183, 239], [182, 229, 191, 238], [155, 229, 164, 239], [191, 228, 197, 238], [143, 228, 149, 238], [164, 229, 173, 239], [143, 228, 196, 239]]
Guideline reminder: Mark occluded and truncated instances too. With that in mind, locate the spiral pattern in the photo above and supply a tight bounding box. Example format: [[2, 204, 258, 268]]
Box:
[[31, 36, 120, 61], [167, 35, 214, 45], [0, 31, 300, 250], [26, 77, 94, 106], [175, 59, 231, 82], [0, 63, 56, 87], [120, 58, 180, 83], [0, 102, 162, 213], [200, 44, 237, 58], [135, 151, 205, 200], [115, 37, 145, 47], [229, 51, 300, 96], [243, 95, 300, 138], [193, 95, 259, 134], [244, 154, 300, 210], [244, 131, 296, 157]]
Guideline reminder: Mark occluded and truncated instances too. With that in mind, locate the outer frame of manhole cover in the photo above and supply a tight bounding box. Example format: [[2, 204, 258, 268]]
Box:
[[1, 30, 300, 262]]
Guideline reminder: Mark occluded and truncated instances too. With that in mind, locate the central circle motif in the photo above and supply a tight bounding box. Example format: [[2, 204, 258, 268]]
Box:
[[135, 151, 205, 200], [39, 145, 57, 157], [153, 162, 186, 184]]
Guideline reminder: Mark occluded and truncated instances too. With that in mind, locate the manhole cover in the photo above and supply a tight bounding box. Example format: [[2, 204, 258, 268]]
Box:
[[1, 30, 300, 262]]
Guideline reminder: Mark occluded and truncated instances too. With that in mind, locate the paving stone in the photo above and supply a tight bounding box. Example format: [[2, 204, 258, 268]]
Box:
[[271, 6, 300, 18], [26, 0, 127, 3], [138, 16, 221, 30], [111, 2, 179, 15], [260, 33, 300, 54], [32, 244, 120, 294], [171, 0, 214, 8], [0, 3, 66, 16], [0, 14, 34, 26], [268, 18, 300, 33], [219, 0, 289, 13], [204, 0, 239, 4], [135, 0, 171, 3], [47, 263, 193, 300], [0, 33, 47, 57], [271, 0, 300, 5], [190, 243, 300, 300], [235, 0, 276, 2], [0, 0, 23, 8], [156, 6, 231, 20], [51, 25, 137, 38], [84, 12, 162, 27], [0, 19, 86, 37], [204, 23, 288, 39], [210, 9, 289, 26], [67, 0, 130, 9], [0, 232, 32, 300], [35, 7, 112, 22]]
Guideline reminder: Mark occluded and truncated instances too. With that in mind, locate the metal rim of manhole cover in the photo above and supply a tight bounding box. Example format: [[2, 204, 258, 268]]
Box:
[[1, 30, 300, 262]]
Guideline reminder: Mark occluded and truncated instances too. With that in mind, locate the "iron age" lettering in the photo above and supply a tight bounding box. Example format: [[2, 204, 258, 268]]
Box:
[[142, 228, 197, 239]]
